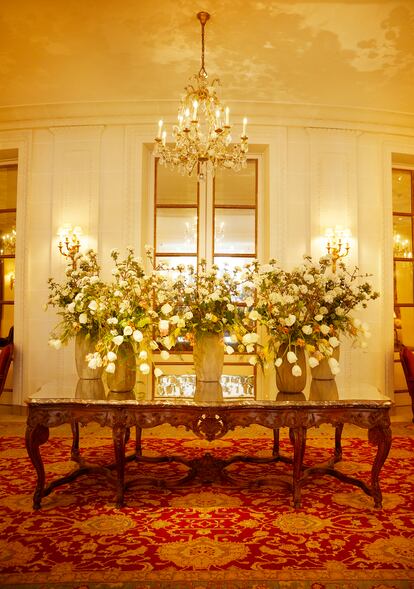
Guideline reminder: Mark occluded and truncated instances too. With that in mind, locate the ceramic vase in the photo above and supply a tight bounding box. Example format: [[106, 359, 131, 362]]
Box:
[[193, 332, 224, 384], [275, 343, 307, 393], [107, 342, 136, 392], [75, 332, 103, 380], [311, 346, 340, 381]]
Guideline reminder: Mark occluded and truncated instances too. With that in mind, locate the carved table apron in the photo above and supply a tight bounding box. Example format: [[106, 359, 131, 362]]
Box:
[[25, 397, 392, 510]]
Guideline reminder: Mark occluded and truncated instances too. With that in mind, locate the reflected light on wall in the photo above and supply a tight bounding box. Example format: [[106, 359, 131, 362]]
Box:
[[324, 226, 351, 273]]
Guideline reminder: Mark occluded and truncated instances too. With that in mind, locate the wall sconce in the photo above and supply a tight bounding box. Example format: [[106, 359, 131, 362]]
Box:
[[57, 224, 82, 268], [325, 226, 351, 273]]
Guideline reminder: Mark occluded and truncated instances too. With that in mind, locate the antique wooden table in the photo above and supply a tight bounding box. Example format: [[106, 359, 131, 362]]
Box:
[[25, 379, 393, 510]]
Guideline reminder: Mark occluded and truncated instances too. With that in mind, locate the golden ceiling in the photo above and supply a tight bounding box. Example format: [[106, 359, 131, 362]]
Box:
[[1, 0, 413, 124]]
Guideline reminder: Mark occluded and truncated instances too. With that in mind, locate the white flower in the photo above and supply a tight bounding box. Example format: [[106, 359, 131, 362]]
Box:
[[87, 354, 101, 370], [329, 336, 340, 348], [114, 290, 123, 297], [159, 319, 169, 335], [320, 324, 330, 335], [162, 335, 174, 350], [105, 362, 116, 374], [248, 310, 260, 321], [67, 302, 76, 313], [123, 325, 133, 336], [328, 357, 340, 375], [227, 304, 235, 312], [246, 344, 254, 353], [161, 303, 172, 315], [245, 296, 254, 308], [160, 350, 170, 360], [335, 307, 345, 316], [139, 362, 150, 374], [112, 335, 124, 346], [48, 338, 62, 350], [304, 274, 315, 284], [170, 315, 180, 324], [133, 329, 143, 342], [242, 332, 259, 345], [292, 364, 302, 377], [308, 356, 319, 368], [249, 356, 257, 365], [302, 325, 312, 335], [275, 357, 282, 367], [139, 350, 148, 360], [287, 351, 297, 364], [88, 300, 98, 312], [107, 317, 118, 325], [314, 314, 323, 322], [285, 314, 296, 327], [107, 351, 117, 362], [184, 311, 193, 320], [79, 313, 88, 324], [154, 368, 163, 378], [225, 345, 235, 355]]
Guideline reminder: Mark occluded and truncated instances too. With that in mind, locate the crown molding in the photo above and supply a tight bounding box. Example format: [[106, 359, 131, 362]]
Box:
[[0, 100, 414, 137]]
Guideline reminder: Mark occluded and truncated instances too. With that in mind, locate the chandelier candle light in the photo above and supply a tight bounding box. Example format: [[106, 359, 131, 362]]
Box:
[[154, 11, 248, 179]]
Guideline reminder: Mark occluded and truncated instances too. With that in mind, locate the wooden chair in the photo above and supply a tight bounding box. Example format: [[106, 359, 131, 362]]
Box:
[[399, 344, 414, 422], [0, 343, 13, 398]]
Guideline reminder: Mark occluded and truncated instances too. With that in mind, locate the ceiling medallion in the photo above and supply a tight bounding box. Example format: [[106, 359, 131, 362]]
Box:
[[154, 11, 248, 179]]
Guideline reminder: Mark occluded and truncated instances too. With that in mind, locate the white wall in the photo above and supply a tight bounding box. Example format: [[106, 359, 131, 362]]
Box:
[[2, 112, 414, 404]]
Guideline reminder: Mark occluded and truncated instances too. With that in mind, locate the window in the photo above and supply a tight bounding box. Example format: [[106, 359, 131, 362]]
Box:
[[392, 168, 414, 349], [0, 162, 17, 398], [152, 158, 260, 399]]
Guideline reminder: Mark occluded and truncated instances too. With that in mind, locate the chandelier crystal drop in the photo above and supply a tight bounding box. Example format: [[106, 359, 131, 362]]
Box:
[[154, 11, 248, 178]]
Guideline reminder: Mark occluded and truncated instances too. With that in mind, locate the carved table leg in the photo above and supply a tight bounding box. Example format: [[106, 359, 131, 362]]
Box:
[[292, 427, 307, 508], [70, 421, 80, 462], [112, 425, 127, 508], [135, 427, 142, 457], [272, 429, 280, 457], [369, 424, 392, 508], [334, 423, 344, 463], [25, 423, 50, 510]]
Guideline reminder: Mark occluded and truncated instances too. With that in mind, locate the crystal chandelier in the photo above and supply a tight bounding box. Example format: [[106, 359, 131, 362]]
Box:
[[154, 11, 248, 179]]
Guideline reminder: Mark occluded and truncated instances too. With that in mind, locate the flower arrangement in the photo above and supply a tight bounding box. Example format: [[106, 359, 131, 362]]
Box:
[[155, 259, 259, 359], [47, 247, 379, 383], [251, 255, 379, 377], [85, 247, 167, 377], [47, 249, 105, 349]]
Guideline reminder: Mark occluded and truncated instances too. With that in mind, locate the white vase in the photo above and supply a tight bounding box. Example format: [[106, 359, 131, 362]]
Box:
[[107, 342, 136, 392], [193, 332, 224, 383], [75, 332, 103, 380], [275, 343, 307, 393]]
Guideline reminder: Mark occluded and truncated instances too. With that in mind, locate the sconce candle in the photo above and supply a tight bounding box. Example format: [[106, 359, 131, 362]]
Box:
[[325, 226, 351, 273]]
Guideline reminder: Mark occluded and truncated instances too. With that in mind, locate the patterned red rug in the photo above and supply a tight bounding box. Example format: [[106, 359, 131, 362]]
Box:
[[0, 424, 413, 589]]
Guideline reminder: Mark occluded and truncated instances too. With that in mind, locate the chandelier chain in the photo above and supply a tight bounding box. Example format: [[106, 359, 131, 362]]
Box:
[[199, 13, 207, 78]]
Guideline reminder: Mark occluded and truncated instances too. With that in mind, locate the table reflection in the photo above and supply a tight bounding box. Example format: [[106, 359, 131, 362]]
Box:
[[156, 374, 254, 399]]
